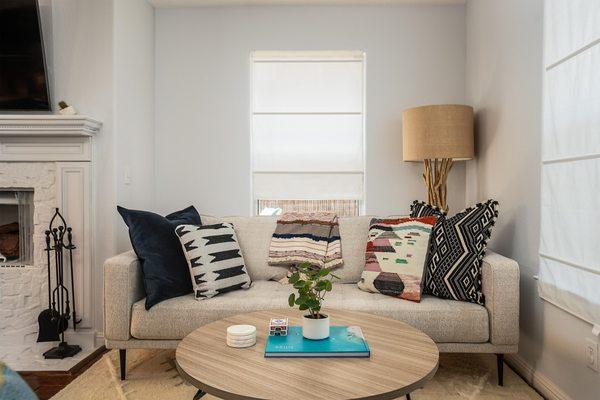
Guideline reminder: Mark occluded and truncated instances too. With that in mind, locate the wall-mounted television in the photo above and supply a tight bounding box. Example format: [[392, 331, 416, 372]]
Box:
[[0, 0, 51, 111]]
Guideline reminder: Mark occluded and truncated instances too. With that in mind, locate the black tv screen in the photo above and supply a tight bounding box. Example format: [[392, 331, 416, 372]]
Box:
[[0, 0, 50, 111]]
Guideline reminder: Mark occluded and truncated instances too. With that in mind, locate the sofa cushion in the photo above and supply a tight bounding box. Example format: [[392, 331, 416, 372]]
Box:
[[117, 205, 201, 309], [418, 200, 499, 305], [130, 281, 489, 343], [336, 216, 372, 283], [358, 216, 437, 302], [410, 200, 447, 218], [200, 215, 371, 283], [176, 222, 252, 299]]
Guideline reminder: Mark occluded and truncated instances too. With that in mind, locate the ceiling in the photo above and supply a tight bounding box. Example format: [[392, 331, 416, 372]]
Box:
[[148, 0, 466, 8]]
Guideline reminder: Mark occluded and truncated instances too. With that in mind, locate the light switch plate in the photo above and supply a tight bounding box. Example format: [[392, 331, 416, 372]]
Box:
[[123, 166, 132, 185], [585, 338, 599, 372]]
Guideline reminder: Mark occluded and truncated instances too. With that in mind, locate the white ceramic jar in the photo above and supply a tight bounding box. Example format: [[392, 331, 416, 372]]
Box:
[[302, 314, 330, 340]]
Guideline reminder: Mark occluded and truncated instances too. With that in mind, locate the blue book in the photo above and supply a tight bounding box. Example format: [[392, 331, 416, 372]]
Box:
[[264, 326, 370, 358]]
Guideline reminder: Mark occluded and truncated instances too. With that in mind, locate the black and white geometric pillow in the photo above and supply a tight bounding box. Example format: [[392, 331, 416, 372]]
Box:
[[410, 200, 447, 218], [422, 200, 499, 305], [175, 222, 252, 300]]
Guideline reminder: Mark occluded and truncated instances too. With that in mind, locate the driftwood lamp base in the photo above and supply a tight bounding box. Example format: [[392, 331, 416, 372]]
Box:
[[423, 158, 453, 212]]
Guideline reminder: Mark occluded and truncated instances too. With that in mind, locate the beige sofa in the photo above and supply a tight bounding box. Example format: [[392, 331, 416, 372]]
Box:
[[104, 215, 519, 383]]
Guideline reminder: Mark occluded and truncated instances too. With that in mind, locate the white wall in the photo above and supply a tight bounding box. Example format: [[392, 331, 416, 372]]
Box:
[[154, 5, 467, 217], [465, 1, 600, 399], [50, 0, 116, 335], [113, 0, 156, 252], [45, 0, 156, 333]]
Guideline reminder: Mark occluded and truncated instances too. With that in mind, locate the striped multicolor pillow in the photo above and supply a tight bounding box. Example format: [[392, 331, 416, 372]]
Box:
[[268, 212, 343, 269]]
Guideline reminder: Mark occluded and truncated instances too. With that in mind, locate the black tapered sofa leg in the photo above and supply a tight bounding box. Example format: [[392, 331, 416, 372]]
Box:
[[119, 349, 127, 380], [496, 353, 504, 386]]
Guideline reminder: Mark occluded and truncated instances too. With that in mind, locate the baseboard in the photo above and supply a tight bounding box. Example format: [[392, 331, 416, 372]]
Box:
[[506, 354, 572, 400], [95, 331, 104, 348]]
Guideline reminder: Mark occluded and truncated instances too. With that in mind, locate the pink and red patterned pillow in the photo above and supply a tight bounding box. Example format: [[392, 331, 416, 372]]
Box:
[[357, 216, 437, 302]]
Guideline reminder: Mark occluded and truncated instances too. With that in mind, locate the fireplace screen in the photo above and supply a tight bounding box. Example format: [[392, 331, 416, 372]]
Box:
[[0, 190, 34, 265]]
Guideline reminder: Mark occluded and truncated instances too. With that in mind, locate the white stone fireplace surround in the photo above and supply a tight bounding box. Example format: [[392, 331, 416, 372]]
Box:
[[0, 116, 101, 370]]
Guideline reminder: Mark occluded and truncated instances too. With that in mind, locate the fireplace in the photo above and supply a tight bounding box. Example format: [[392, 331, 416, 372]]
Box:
[[0, 115, 101, 370], [0, 189, 33, 266]]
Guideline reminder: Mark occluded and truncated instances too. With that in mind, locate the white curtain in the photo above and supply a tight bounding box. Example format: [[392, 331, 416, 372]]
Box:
[[251, 51, 365, 202], [539, 0, 600, 326]]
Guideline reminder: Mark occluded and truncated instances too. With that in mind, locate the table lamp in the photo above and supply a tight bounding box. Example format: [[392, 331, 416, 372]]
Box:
[[402, 104, 474, 211]]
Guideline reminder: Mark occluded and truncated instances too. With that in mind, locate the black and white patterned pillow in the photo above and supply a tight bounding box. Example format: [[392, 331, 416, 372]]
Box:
[[410, 200, 447, 218], [420, 200, 499, 305], [175, 222, 252, 300]]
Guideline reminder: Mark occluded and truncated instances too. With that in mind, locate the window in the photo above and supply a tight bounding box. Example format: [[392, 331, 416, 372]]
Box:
[[251, 51, 365, 216], [538, 2, 600, 326]]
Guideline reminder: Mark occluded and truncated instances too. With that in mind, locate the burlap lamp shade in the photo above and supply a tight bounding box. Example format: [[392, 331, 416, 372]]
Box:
[[402, 104, 474, 210]]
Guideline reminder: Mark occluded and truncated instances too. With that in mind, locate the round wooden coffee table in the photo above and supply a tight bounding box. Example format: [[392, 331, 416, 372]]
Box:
[[176, 309, 439, 400]]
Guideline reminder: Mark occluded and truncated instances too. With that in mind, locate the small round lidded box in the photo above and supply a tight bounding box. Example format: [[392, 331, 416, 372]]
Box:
[[226, 325, 256, 348]]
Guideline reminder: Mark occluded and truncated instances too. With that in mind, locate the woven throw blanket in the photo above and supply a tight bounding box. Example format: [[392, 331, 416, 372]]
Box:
[[268, 212, 343, 269]]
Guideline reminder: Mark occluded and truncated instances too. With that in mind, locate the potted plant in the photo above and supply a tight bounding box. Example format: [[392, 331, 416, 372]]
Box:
[[287, 262, 339, 340]]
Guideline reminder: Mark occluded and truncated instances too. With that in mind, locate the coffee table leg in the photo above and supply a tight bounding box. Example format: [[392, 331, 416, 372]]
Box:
[[406, 394, 411, 400], [193, 389, 206, 399]]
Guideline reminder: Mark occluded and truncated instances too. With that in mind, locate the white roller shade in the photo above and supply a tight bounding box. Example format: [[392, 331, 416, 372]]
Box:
[[253, 173, 363, 200], [252, 114, 364, 172], [539, 1, 600, 326], [251, 51, 365, 204]]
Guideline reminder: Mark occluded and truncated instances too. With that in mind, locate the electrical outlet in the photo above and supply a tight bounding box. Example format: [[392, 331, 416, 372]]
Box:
[[585, 338, 599, 372]]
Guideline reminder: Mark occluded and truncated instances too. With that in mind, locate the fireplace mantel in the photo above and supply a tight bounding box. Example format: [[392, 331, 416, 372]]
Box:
[[0, 115, 101, 136], [0, 115, 101, 162]]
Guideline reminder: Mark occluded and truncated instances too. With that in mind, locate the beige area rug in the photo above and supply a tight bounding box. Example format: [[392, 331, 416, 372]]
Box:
[[51, 350, 542, 399]]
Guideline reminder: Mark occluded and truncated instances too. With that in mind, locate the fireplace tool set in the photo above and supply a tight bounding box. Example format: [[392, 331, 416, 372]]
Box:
[[37, 208, 82, 359]]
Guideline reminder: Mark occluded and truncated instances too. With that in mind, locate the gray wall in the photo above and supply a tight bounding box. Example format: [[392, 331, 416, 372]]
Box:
[[465, 1, 600, 399], [154, 5, 467, 217]]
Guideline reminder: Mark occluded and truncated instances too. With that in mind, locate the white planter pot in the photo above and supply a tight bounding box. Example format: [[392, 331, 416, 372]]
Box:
[[302, 314, 330, 340]]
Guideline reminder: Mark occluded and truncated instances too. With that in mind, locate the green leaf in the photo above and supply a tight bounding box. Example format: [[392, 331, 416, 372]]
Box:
[[307, 298, 321, 309], [288, 293, 296, 307], [325, 281, 333, 291], [299, 303, 309, 311], [298, 262, 311, 271], [288, 272, 300, 284], [318, 268, 331, 277], [293, 280, 306, 289], [315, 280, 328, 291]]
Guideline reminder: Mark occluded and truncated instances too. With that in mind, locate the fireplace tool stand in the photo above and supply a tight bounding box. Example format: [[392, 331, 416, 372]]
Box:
[[39, 208, 82, 359]]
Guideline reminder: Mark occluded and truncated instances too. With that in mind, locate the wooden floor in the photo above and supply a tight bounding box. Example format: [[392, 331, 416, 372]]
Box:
[[19, 346, 108, 400]]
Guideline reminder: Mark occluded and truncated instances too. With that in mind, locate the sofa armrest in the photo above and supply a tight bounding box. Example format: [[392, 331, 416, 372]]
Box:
[[481, 251, 520, 347], [103, 250, 145, 341]]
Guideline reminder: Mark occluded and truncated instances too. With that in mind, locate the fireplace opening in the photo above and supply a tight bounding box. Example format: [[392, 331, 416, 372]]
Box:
[[0, 190, 34, 266]]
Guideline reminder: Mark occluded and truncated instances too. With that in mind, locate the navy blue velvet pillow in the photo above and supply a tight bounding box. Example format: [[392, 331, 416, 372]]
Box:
[[117, 206, 202, 309]]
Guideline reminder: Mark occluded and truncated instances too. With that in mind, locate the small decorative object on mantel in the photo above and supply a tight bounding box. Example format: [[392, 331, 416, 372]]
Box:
[[58, 100, 77, 115], [402, 104, 474, 212], [287, 262, 339, 340], [36, 208, 82, 359]]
